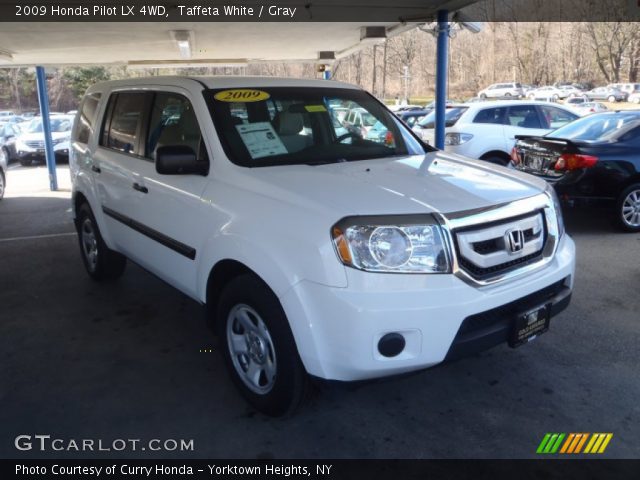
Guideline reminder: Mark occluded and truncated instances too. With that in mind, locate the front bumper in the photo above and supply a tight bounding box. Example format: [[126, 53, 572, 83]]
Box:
[[16, 144, 69, 161], [280, 234, 575, 381]]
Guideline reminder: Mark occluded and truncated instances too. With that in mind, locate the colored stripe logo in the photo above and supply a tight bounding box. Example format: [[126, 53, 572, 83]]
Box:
[[537, 433, 613, 454]]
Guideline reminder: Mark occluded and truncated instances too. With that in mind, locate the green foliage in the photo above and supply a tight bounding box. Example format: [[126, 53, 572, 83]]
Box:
[[62, 67, 111, 100]]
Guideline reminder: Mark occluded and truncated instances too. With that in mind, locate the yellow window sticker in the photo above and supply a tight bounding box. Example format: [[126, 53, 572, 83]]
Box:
[[214, 89, 270, 102], [305, 105, 327, 113]]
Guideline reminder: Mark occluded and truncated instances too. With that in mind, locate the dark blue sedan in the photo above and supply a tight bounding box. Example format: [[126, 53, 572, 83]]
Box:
[[512, 111, 640, 232]]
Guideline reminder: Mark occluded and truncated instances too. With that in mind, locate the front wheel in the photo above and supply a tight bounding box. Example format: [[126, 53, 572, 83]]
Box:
[[76, 203, 127, 281], [617, 184, 640, 232], [217, 274, 308, 416], [19, 158, 31, 167]]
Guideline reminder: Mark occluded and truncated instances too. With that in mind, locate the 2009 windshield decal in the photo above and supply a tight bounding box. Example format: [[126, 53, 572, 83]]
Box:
[[214, 90, 271, 103]]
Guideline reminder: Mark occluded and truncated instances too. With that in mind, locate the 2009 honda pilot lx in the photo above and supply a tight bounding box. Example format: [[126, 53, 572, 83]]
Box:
[[70, 77, 576, 416]]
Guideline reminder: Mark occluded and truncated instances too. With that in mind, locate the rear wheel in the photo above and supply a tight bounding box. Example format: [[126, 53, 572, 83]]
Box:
[[479, 93, 487, 99], [608, 95, 617, 103], [76, 203, 127, 281], [617, 184, 640, 232], [217, 273, 308, 416]]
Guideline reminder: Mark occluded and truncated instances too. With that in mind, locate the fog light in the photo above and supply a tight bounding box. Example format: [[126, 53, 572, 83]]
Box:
[[378, 333, 405, 358]]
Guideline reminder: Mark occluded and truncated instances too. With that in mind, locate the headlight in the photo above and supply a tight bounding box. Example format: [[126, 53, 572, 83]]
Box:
[[546, 185, 565, 238], [331, 216, 451, 273], [15, 139, 27, 151], [444, 133, 473, 146]]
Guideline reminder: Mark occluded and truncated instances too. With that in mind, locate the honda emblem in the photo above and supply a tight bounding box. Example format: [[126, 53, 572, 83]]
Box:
[[506, 228, 525, 253]]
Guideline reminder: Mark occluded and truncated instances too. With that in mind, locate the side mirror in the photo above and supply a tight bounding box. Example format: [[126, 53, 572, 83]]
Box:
[[155, 145, 208, 176]]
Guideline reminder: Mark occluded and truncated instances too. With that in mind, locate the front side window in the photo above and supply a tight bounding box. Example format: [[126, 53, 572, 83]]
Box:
[[146, 93, 207, 161], [206, 87, 427, 167], [538, 106, 578, 129]]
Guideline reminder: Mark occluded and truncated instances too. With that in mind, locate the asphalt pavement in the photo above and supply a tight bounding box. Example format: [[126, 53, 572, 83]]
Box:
[[0, 165, 638, 459]]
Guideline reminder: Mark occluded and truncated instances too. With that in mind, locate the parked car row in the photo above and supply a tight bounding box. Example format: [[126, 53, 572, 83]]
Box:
[[0, 114, 73, 166], [478, 81, 640, 103]]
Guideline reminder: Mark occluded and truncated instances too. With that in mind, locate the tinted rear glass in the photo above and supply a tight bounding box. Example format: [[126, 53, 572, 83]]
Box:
[[417, 107, 468, 129]]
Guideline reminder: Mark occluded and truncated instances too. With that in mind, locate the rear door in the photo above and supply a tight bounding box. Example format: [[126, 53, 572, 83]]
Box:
[[92, 91, 151, 258]]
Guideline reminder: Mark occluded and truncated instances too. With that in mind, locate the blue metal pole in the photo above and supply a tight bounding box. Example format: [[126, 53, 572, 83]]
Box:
[[434, 10, 450, 150], [35, 66, 58, 191]]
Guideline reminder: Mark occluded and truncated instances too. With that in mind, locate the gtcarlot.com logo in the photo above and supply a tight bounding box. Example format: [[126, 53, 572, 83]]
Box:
[[536, 433, 613, 454], [15, 435, 194, 452]]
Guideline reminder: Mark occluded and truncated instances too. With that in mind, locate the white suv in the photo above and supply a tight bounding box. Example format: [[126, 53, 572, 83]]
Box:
[[412, 101, 578, 165], [478, 82, 524, 99], [70, 77, 575, 416]]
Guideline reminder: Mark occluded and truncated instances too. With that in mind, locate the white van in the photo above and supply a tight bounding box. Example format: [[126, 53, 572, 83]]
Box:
[[70, 77, 575, 415]]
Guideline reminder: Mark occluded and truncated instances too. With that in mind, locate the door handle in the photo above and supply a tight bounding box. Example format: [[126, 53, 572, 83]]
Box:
[[91, 165, 101, 174], [132, 182, 148, 194]]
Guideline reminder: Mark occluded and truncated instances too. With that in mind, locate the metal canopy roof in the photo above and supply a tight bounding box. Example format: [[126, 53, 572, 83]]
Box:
[[0, 0, 477, 67]]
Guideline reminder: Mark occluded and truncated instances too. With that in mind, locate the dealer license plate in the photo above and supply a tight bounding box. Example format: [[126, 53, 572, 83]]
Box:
[[509, 304, 550, 348]]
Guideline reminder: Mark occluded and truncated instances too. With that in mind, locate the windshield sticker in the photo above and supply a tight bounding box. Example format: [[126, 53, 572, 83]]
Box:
[[305, 105, 327, 113], [235, 122, 288, 159], [214, 89, 270, 102]]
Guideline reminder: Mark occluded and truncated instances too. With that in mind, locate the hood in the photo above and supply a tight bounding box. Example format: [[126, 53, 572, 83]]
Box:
[[241, 152, 547, 217]]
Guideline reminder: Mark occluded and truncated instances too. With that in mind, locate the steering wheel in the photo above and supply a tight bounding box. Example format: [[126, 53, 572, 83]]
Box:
[[335, 131, 361, 143]]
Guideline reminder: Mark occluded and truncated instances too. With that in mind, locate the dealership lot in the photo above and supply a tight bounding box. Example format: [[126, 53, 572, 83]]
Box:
[[0, 165, 638, 459]]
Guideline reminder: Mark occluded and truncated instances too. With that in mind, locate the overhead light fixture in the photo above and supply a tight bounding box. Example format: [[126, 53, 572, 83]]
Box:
[[170, 30, 194, 59]]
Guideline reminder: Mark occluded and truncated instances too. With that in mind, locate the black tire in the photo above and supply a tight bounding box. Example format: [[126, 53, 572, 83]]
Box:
[[0, 169, 5, 201], [19, 158, 31, 167], [616, 183, 640, 233], [76, 202, 127, 281], [2, 147, 10, 163], [479, 93, 487, 99], [608, 95, 617, 103], [217, 273, 308, 417]]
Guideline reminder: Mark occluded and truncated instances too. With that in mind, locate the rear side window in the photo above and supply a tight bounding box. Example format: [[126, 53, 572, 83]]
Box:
[[473, 107, 507, 124], [102, 92, 147, 154], [506, 105, 542, 128], [75, 93, 101, 144]]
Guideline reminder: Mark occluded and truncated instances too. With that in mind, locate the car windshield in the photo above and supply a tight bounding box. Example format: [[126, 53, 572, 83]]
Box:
[[25, 117, 72, 133], [416, 107, 468, 129], [546, 113, 640, 141], [206, 87, 427, 167]]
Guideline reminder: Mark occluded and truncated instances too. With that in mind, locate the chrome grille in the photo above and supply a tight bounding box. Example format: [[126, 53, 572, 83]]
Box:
[[25, 140, 45, 149], [454, 212, 546, 280]]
